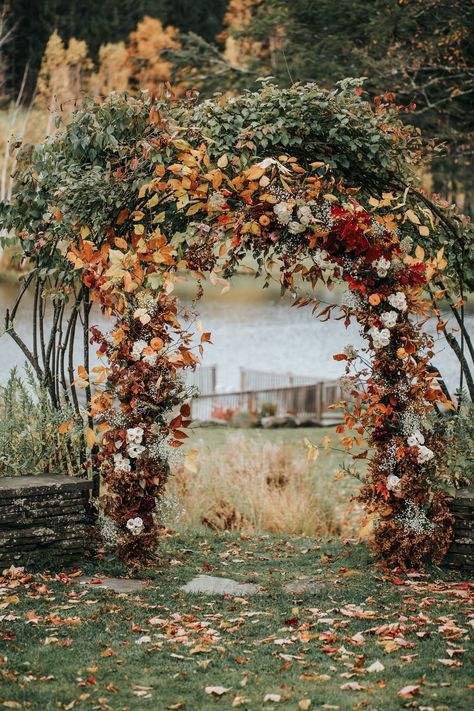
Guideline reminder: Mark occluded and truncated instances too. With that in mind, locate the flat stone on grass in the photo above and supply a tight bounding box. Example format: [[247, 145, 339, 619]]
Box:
[[283, 576, 333, 594], [181, 574, 262, 596], [75, 576, 146, 594]]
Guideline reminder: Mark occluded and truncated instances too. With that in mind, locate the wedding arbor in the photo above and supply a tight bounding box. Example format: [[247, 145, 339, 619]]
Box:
[[3, 81, 472, 568]]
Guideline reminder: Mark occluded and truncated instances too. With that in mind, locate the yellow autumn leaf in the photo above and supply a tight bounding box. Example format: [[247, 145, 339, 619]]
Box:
[[418, 225, 429, 237], [304, 437, 319, 461], [145, 193, 159, 209], [405, 209, 420, 225], [217, 154, 228, 168], [186, 202, 205, 216], [321, 435, 332, 451], [246, 164, 265, 181], [80, 225, 91, 238], [415, 245, 425, 260], [114, 237, 128, 250], [86, 427, 96, 448]]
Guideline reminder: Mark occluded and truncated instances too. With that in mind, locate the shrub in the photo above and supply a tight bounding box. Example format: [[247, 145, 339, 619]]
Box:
[[0, 367, 83, 477]]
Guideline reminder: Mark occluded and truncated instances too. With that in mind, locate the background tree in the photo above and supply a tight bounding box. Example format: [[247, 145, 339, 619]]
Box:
[[3, 0, 229, 99], [127, 16, 180, 92], [89, 42, 131, 97]]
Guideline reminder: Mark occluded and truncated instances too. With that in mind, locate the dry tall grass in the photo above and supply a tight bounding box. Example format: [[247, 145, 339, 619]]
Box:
[[168, 432, 362, 538]]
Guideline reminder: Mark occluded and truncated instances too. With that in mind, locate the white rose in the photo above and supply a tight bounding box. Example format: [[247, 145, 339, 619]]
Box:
[[380, 310, 398, 329], [417, 445, 434, 465], [113, 453, 131, 473], [126, 516, 144, 535], [288, 220, 305, 234], [126, 427, 144, 444], [273, 202, 292, 225], [369, 327, 391, 349], [407, 430, 425, 447], [386, 474, 401, 491], [297, 205, 313, 226], [372, 256, 391, 278], [143, 352, 158, 366], [131, 339, 148, 360], [388, 292, 408, 312], [127, 443, 145, 459]]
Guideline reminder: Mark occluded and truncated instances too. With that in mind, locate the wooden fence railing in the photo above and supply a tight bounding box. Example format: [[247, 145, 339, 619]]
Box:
[[239, 367, 318, 391], [189, 380, 344, 423]]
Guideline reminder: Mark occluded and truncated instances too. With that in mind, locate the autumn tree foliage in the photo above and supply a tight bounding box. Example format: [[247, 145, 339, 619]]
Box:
[[89, 42, 131, 96], [35, 31, 92, 133], [127, 16, 180, 92]]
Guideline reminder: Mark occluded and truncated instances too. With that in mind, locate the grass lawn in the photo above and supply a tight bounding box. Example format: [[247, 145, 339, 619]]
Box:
[[0, 533, 472, 710]]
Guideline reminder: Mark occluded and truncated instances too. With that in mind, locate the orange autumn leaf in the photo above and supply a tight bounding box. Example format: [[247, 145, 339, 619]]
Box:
[[59, 421, 74, 434]]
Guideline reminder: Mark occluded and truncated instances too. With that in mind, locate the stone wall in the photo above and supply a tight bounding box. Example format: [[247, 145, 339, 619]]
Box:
[[0, 475, 93, 569], [444, 486, 474, 572]]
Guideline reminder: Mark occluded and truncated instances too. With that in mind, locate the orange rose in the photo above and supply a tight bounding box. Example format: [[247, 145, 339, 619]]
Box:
[[150, 337, 164, 350], [259, 214, 271, 226], [369, 293, 381, 306]]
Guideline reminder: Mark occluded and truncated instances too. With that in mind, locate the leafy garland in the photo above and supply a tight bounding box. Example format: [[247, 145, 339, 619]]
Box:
[[65, 136, 454, 567]]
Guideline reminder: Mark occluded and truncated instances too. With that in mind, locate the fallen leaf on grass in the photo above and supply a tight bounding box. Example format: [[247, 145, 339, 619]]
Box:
[[300, 674, 331, 682], [438, 658, 462, 667], [205, 687, 230, 696], [397, 685, 420, 698], [366, 660, 384, 673], [340, 682, 365, 691], [264, 694, 281, 703], [298, 701, 311, 710]]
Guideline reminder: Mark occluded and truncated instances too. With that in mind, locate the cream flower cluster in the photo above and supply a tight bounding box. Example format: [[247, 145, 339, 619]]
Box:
[[416, 445, 434, 465], [130, 339, 158, 366], [372, 256, 391, 278], [113, 453, 131, 473], [314, 249, 338, 275], [386, 474, 401, 491], [407, 430, 424, 447], [273, 201, 293, 225], [343, 344, 359, 360], [131, 339, 148, 360], [126, 427, 145, 459], [406, 430, 434, 465], [388, 292, 407, 312], [209, 191, 227, 209], [126, 517, 144, 536], [380, 310, 398, 329], [369, 326, 391, 349], [273, 201, 315, 234]]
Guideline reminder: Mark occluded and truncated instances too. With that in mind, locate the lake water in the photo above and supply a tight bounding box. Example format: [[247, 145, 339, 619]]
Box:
[[0, 274, 472, 395]]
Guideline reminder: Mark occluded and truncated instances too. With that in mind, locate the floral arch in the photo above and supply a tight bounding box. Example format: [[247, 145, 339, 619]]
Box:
[[4, 85, 463, 569]]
